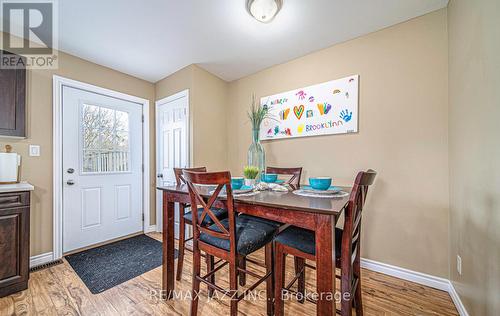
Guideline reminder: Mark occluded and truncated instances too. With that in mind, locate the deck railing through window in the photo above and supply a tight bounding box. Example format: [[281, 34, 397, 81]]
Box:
[[82, 150, 130, 173]]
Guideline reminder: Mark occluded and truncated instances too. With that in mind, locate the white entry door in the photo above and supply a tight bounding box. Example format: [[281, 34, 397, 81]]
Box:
[[156, 90, 189, 235], [62, 86, 143, 253]]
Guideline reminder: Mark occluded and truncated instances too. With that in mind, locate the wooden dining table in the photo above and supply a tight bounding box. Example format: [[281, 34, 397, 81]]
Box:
[[157, 184, 350, 315]]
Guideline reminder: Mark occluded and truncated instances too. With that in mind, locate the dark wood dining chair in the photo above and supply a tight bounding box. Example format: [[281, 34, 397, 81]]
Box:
[[266, 166, 303, 189], [173, 167, 228, 281], [237, 166, 300, 287], [183, 170, 278, 316], [273, 169, 377, 316]]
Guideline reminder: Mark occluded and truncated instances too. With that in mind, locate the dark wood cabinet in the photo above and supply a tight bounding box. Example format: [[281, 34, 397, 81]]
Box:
[[0, 50, 26, 138], [0, 191, 30, 298]]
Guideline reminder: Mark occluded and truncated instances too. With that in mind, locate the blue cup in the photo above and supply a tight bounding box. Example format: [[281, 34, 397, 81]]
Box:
[[309, 177, 332, 190], [262, 173, 278, 183], [231, 177, 244, 190]]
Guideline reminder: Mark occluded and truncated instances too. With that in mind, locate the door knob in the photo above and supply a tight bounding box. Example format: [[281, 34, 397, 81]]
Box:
[[67, 168, 75, 174], [67, 180, 75, 185], [157, 173, 163, 178]]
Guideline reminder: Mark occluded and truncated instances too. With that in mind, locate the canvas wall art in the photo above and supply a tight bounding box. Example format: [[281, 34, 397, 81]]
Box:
[[260, 75, 359, 140]]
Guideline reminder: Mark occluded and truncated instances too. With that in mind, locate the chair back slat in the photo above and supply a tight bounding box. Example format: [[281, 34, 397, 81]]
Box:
[[352, 213, 362, 236], [350, 246, 358, 265], [199, 226, 230, 240], [266, 166, 303, 188], [174, 167, 207, 185], [183, 171, 236, 254], [347, 170, 376, 230], [198, 183, 229, 234], [341, 169, 377, 271]]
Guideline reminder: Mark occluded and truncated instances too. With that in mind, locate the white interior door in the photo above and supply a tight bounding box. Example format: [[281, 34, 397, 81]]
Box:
[[156, 91, 189, 236], [62, 86, 143, 253]]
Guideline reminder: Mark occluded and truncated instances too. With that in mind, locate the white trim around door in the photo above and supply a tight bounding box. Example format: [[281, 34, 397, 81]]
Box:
[[52, 75, 150, 260], [155, 89, 191, 232]]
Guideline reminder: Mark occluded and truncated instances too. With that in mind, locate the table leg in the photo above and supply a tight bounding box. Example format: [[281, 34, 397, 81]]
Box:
[[162, 191, 175, 299], [315, 215, 336, 315]]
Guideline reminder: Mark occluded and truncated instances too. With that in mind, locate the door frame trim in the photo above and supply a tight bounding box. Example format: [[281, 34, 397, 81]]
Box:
[[155, 89, 191, 232], [52, 75, 151, 260]]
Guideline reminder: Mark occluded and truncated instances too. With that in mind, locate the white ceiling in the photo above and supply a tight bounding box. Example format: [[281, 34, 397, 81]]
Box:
[[10, 0, 449, 82]]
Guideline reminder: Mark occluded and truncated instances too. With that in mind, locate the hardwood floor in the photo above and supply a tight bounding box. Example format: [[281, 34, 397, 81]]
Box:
[[0, 233, 458, 315]]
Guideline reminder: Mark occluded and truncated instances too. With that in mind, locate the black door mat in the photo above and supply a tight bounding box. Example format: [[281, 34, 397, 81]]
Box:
[[65, 234, 177, 294]]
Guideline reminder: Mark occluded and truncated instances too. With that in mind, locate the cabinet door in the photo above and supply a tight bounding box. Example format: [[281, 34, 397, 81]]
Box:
[[0, 207, 29, 288], [0, 51, 26, 137]]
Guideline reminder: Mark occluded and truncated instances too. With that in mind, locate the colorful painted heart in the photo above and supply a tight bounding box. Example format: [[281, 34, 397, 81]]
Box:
[[294, 105, 305, 119]]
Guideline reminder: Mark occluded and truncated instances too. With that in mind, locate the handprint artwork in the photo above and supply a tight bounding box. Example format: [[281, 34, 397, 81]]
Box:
[[317, 102, 332, 115], [279, 108, 290, 120], [340, 109, 353, 122], [259, 75, 358, 140], [295, 90, 307, 100]]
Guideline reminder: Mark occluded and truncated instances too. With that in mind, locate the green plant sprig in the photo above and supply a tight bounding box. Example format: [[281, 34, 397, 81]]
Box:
[[243, 166, 259, 179], [247, 94, 277, 130]]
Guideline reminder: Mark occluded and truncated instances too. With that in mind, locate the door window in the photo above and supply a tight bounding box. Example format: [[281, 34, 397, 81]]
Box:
[[81, 104, 130, 173]]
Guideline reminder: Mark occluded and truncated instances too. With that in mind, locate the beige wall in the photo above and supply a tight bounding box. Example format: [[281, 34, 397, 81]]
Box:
[[155, 65, 194, 100], [448, 0, 500, 314], [227, 10, 450, 277], [155, 64, 229, 173], [0, 34, 156, 256]]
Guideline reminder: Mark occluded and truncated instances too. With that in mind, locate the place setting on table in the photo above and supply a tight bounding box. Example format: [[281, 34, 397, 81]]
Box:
[[292, 177, 349, 198], [214, 165, 350, 199]]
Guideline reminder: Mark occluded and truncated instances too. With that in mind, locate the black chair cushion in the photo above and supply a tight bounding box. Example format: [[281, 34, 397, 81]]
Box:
[[183, 207, 228, 226], [200, 214, 279, 256], [274, 225, 343, 257]]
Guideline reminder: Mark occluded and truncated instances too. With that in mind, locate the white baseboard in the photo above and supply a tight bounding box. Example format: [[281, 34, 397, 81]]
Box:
[[361, 258, 450, 291], [30, 252, 54, 268], [448, 281, 469, 316], [361, 258, 468, 316], [145, 225, 157, 233]]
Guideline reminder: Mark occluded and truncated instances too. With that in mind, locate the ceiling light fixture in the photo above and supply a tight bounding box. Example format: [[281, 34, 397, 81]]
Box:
[[246, 0, 283, 23]]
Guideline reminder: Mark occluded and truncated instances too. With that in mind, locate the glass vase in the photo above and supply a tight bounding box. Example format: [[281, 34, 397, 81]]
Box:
[[247, 128, 266, 182]]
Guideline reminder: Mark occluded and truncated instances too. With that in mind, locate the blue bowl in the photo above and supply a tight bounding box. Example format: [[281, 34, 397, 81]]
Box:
[[231, 177, 244, 190], [309, 177, 332, 190], [262, 173, 278, 183]]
